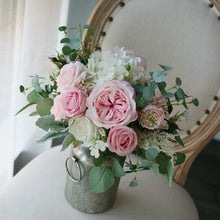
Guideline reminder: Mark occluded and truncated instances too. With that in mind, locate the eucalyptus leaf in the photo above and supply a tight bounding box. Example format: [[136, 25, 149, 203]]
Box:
[[192, 98, 199, 107], [150, 81, 158, 89], [70, 32, 81, 48], [157, 82, 167, 91], [141, 160, 152, 168], [19, 85, 25, 94], [58, 26, 67, 31], [32, 75, 42, 93], [61, 133, 74, 151], [176, 77, 182, 86], [62, 46, 72, 56], [60, 38, 70, 44], [152, 163, 160, 177], [35, 114, 63, 132], [143, 86, 154, 102], [135, 94, 147, 108], [93, 153, 104, 167], [155, 152, 171, 174], [29, 111, 38, 117], [133, 84, 145, 93], [27, 90, 43, 103], [83, 24, 94, 29], [89, 166, 115, 193], [37, 130, 69, 143], [129, 180, 138, 187], [36, 98, 54, 116], [111, 157, 126, 177], [69, 52, 77, 61], [152, 70, 166, 83], [145, 147, 158, 161], [159, 64, 172, 71]]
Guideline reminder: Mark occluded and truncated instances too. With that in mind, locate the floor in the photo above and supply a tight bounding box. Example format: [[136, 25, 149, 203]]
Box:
[[184, 139, 220, 220]]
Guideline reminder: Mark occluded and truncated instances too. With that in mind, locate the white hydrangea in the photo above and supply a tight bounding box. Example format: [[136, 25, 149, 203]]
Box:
[[89, 140, 108, 158], [86, 47, 147, 88]]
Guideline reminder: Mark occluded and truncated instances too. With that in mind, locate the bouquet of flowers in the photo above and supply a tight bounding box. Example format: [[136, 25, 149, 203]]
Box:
[[17, 25, 199, 193]]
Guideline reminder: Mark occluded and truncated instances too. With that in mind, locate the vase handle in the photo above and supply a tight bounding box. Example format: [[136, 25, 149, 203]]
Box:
[[65, 156, 81, 182]]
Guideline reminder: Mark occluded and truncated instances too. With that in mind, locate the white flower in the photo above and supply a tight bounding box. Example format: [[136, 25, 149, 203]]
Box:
[[86, 47, 147, 88], [89, 140, 108, 158], [69, 116, 97, 147]]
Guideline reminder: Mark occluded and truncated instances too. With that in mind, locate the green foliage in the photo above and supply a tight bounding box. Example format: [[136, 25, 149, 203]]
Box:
[[129, 180, 138, 187], [15, 103, 35, 116], [62, 46, 72, 56], [145, 147, 158, 161], [159, 64, 172, 71], [19, 85, 25, 94], [35, 114, 66, 132], [89, 166, 115, 193], [36, 98, 53, 116], [174, 152, 186, 166], [152, 163, 160, 177], [192, 98, 199, 107], [135, 94, 147, 108], [111, 157, 126, 177], [58, 26, 67, 31], [32, 75, 42, 93], [152, 70, 166, 83], [29, 112, 38, 117], [93, 152, 104, 166], [60, 38, 70, 44], [37, 130, 69, 143], [143, 86, 154, 102], [176, 77, 182, 86], [27, 90, 43, 103], [61, 133, 74, 151], [141, 160, 152, 168]]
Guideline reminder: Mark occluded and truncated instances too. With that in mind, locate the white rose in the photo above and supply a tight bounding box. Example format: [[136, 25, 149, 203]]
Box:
[[69, 116, 97, 146]]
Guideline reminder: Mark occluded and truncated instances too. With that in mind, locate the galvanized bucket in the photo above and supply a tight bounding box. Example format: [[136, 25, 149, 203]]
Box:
[[65, 145, 125, 213]]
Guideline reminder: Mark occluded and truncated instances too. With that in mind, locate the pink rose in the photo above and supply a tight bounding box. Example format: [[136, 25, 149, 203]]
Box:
[[86, 80, 138, 128], [139, 104, 168, 130], [107, 125, 138, 156], [126, 49, 147, 70], [51, 95, 66, 121], [61, 87, 87, 119], [57, 61, 86, 92]]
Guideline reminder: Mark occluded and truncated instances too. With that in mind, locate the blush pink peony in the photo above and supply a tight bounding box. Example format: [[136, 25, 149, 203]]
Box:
[[57, 61, 86, 92], [86, 80, 138, 129], [139, 104, 168, 130], [107, 125, 138, 156], [51, 95, 66, 121], [61, 87, 87, 119]]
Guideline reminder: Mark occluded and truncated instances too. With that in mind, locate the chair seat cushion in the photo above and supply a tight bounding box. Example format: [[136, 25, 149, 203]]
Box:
[[0, 147, 198, 220]]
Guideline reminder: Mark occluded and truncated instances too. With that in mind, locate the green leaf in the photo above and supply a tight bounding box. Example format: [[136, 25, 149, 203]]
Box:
[[145, 147, 158, 161], [175, 134, 184, 146], [152, 163, 160, 177], [150, 81, 158, 89], [62, 46, 72, 56], [152, 70, 166, 83], [83, 24, 94, 29], [192, 98, 199, 107], [124, 63, 131, 71], [166, 160, 174, 187], [35, 115, 63, 132], [29, 111, 38, 117], [157, 82, 167, 91], [45, 85, 52, 93], [61, 133, 74, 151], [15, 102, 35, 116], [19, 85, 25, 94], [32, 75, 42, 93], [129, 180, 138, 187], [36, 98, 53, 116], [135, 94, 147, 108], [58, 26, 67, 31], [133, 84, 145, 93], [174, 152, 186, 166], [89, 166, 115, 193], [60, 38, 70, 44], [175, 88, 184, 101], [93, 153, 104, 166], [162, 91, 174, 98], [141, 160, 152, 168], [155, 152, 170, 174], [176, 77, 182, 86], [69, 52, 77, 61], [111, 157, 126, 177], [27, 90, 43, 103], [70, 32, 81, 48], [167, 99, 173, 114], [143, 86, 154, 102], [159, 64, 172, 71], [37, 130, 69, 143]]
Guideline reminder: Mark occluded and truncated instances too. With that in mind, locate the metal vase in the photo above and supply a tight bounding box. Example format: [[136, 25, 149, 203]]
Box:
[[64, 144, 125, 214]]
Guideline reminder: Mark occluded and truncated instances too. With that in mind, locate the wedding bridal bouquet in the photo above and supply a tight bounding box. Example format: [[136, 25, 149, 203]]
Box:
[[17, 25, 199, 193]]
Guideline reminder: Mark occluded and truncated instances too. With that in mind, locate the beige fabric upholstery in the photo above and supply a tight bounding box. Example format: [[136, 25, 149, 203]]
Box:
[[0, 147, 198, 220], [100, 0, 220, 137]]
